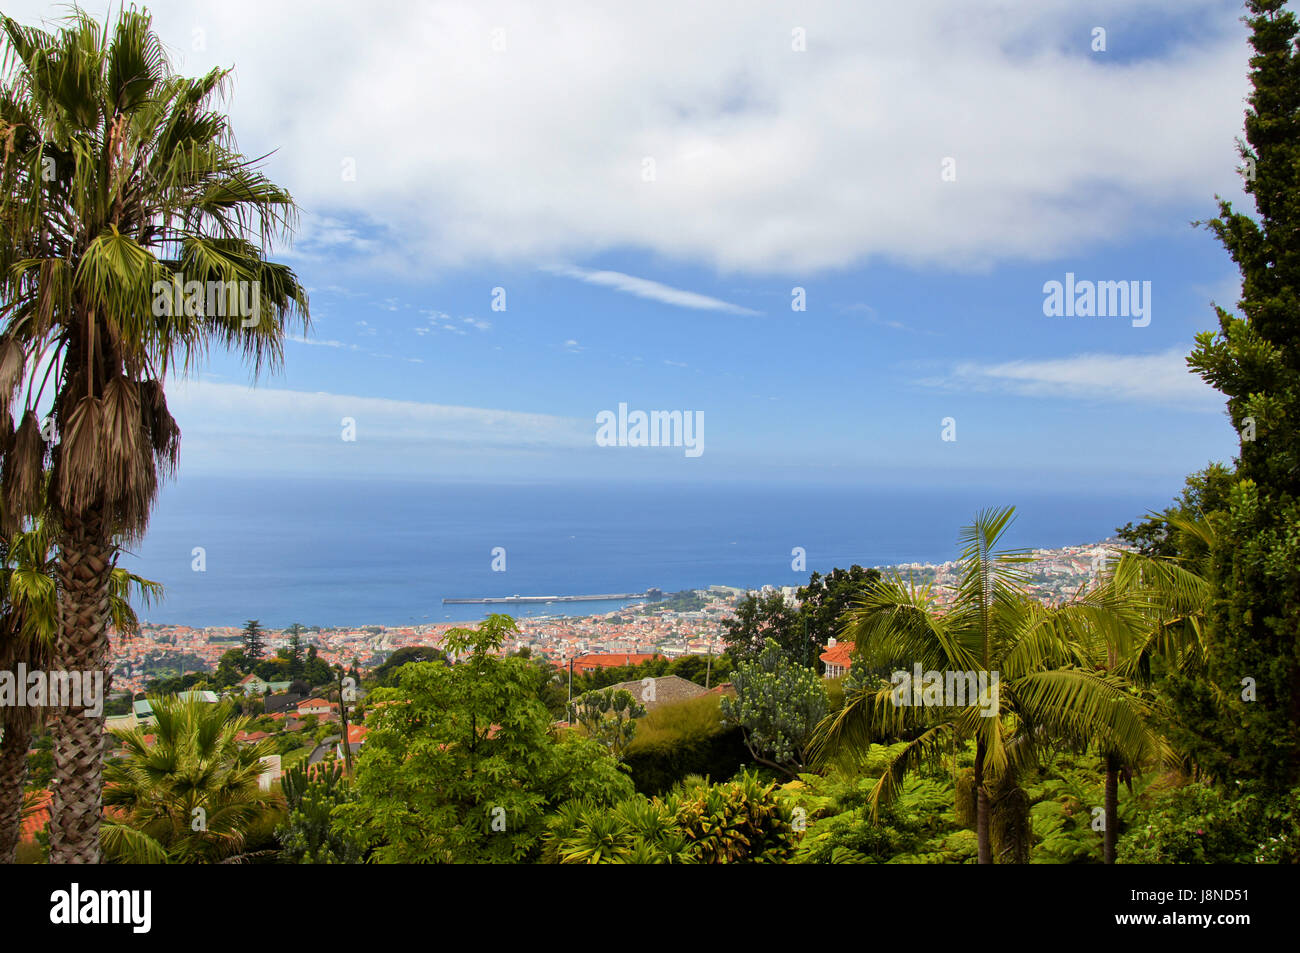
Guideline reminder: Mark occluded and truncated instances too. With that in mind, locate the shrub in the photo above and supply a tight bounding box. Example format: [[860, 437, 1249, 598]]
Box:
[[1119, 783, 1260, 864], [545, 772, 798, 864], [622, 694, 749, 795]]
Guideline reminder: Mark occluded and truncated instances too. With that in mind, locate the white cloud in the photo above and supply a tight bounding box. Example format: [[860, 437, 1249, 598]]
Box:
[[3, 0, 1251, 277], [286, 335, 356, 350], [166, 379, 589, 448], [922, 347, 1224, 408], [544, 265, 761, 315]]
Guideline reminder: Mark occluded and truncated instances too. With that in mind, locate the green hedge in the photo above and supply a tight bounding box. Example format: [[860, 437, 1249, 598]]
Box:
[[622, 694, 750, 795]]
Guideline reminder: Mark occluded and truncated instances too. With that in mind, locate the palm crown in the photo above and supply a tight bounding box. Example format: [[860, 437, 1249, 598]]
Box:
[[0, 8, 308, 535], [0, 6, 309, 863], [812, 507, 1163, 863]]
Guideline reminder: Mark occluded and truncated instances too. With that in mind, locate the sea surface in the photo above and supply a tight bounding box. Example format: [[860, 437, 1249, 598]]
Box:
[[117, 477, 1163, 629]]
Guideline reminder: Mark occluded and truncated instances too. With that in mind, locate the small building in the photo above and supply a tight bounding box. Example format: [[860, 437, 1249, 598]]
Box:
[[176, 690, 219, 704], [335, 724, 368, 760], [265, 692, 307, 715], [598, 675, 708, 712], [257, 754, 282, 792], [105, 713, 139, 734], [297, 697, 336, 717], [238, 674, 293, 697], [819, 639, 854, 679], [131, 699, 155, 724]]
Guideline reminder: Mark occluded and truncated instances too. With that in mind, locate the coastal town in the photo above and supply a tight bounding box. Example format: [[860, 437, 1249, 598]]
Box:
[[109, 538, 1128, 696]]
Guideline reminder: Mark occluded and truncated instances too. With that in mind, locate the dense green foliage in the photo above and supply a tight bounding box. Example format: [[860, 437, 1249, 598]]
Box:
[[721, 590, 806, 665], [573, 686, 645, 757], [721, 638, 828, 778], [567, 652, 732, 697], [102, 695, 281, 863], [1183, 0, 1300, 790], [276, 762, 361, 864], [544, 772, 798, 864], [621, 693, 750, 795], [369, 645, 446, 687], [333, 616, 634, 862], [797, 565, 883, 655]]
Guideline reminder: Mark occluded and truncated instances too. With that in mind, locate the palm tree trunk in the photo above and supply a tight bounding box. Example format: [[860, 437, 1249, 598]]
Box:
[[975, 739, 991, 864], [0, 713, 32, 864], [47, 508, 114, 864], [1104, 754, 1119, 864]]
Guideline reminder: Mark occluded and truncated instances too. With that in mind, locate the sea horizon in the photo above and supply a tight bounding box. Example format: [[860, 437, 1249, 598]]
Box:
[[118, 474, 1170, 630]]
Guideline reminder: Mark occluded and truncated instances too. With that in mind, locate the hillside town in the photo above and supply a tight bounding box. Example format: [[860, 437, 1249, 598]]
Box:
[[108, 538, 1127, 697]]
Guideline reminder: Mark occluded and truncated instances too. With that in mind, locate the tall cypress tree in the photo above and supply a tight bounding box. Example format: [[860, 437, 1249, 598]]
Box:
[[241, 619, 266, 665], [286, 623, 305, 678], [1186, 0, 1300, 789]]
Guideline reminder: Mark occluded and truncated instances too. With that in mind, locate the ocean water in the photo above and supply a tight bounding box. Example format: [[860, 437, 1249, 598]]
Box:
[[116, 477, 1160, 628]]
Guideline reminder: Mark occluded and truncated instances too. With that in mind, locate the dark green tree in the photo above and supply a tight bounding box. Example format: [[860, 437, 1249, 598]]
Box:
[[720, 638, 828, 778], [214, 648, 248, 688], [371, 645, 446, 687], [721, 590, 804, 664], [1185, 0, 1300, 790], [668, 652, 732, 687], [241, 620, 265, 666], [283, 623, 305, 679], [333, 615, 633, 862], [797, 565, 882, 670], [302, 645, 333, 686]]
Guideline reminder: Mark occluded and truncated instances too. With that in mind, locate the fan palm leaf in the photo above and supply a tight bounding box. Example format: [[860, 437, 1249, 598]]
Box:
[[0, 6, 308, 862]]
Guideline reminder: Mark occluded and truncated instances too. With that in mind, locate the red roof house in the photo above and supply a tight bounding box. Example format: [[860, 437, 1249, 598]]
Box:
[[819, 641, 855, 678], [567, 653, 662, 673]]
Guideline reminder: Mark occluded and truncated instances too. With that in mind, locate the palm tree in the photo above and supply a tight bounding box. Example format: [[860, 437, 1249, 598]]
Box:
[[0, 503, 159, 863], [812, 507, 1157, 864], [102, 694, 280, 863], [1067, 513, 1215, 861], [1106, 512, 1214, 683], [0, 8, 308, 861]]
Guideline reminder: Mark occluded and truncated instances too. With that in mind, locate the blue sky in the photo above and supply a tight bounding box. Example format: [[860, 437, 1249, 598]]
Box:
[[13, 0, 1258, 498]]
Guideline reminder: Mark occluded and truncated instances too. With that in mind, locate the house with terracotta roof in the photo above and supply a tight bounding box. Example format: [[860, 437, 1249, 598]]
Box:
[[297, 697, 337, 717], [335, 723, 368, 760], [820, 639, 854, 678], [18, 789, 51, 849], [567, 652, 662, 674]]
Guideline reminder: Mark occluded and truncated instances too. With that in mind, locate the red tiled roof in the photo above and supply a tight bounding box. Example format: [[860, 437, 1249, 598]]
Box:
[[346, 724, 368, 744], [820, 641, 855, 668], [567, 653, 662, 673], [20, 790, 51, 844]]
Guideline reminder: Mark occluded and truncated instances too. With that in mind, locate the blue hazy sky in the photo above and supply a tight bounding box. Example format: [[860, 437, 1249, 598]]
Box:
[[12, 0, 1259, 498]]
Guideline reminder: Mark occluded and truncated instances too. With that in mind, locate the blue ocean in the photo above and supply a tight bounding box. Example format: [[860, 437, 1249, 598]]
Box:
[[117, 477, 1163, 628]]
